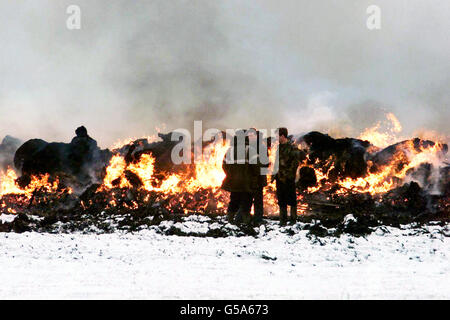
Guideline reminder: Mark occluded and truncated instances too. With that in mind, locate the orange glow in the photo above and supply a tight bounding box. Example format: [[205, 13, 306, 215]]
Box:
[[0, 117, 447, 217], [0, 167, 68, 198], [359, 112, 404, 148], [306, 140, 447, 195], [100, 139, 231, 211]]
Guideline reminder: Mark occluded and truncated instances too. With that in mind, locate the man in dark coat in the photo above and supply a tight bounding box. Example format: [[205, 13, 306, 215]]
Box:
[[221, 129, 256, 224], [247, 128, 269, 225], [273, 127, 304, 225]]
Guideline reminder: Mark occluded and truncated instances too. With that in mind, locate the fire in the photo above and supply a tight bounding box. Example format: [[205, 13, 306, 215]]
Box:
[[0, 167, 64, 198], [412, 129, 449, 144], [0, 115, 447, 218], [306, 139, 447, 195], [359, 112, 404, 148], [100, 139, 231, 212], [0, 168, 24, 196], [184, 142, 228, 192], [110, 135, 160, 150], [102, 155, 130, 189], [103, 142, 228, 193], [94, 125, 449, 215]]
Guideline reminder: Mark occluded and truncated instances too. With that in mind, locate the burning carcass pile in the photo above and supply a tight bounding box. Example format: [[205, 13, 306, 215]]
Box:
[[294, 131, 449, 233], [0, 114, 449, 236], [0, 127, 233, 234]]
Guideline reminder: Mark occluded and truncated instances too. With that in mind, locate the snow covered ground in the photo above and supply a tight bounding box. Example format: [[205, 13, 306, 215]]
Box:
[[0, 216, 449, 299]]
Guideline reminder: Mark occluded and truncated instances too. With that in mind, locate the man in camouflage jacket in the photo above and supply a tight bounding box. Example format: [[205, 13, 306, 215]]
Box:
[[273, 127, 305, 225]]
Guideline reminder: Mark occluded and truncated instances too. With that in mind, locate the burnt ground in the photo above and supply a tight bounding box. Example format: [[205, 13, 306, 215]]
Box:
[[0, 184, 448, 238], [1, 153, 449, 238]]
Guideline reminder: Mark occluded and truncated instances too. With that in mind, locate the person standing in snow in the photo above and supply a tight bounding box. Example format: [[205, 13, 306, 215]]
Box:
[[221, 129, 255, 225], [273, 127, 304, 225], [246, 128, 269, 225]]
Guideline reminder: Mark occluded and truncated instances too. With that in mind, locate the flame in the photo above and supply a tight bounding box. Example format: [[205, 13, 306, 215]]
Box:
[[306, 140, 447, 195], [0, 116, 447, 217], [412, 129, 449, 145], [102, 155, 130, 189], [359, 112, 404, 148], [110, 135, 160, 150], [0, 167, 65, 198], [100, 139, 231, 211], [184, 142, 228, 191], [0, 168, 24, 196]]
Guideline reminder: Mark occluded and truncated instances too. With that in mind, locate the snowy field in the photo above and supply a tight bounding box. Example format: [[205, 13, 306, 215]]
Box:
[[0, 217, 449, 299]]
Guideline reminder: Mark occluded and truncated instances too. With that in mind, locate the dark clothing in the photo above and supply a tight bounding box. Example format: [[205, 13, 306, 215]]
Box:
[[70, 136, 98, 156], [274, 141, 302, 224], [221, 143, 256, 193], [277, 178, 298, 225], [248, 138, 269, 188], [279, 206, 288, 225], [222, 131, 263, 224], [70, 126, 98, 161], [276, 178, 297, 207], [67, 127, 103, 185], [221, 162, 254, 192], [232, 192, 253, 224], [251, 187, 264, 223], [227, 191, 252, 214], [248, 134, 269, 223], [279, 204, 297, 225], [229, 188, 264, 225], [69, 135, 98, 175]]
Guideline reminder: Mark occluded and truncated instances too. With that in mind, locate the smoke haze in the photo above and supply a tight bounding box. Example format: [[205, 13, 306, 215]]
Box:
[[0, 0, 449, 147]]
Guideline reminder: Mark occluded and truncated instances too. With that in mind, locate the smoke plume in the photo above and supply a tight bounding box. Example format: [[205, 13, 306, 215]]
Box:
[[0, 0, 449, 147]]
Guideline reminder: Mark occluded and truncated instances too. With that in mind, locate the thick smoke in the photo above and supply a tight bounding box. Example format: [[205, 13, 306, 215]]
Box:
[[0, 0, 449, 148]]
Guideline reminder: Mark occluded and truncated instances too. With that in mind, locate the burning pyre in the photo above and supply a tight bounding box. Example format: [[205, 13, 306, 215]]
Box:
[[0, 113, 449, 234]]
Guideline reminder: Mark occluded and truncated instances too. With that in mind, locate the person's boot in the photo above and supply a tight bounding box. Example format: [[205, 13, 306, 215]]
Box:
[[227, 211, 236, 223], [279, 206, 288, 226], [252, 216, 263, 227], [242, 212, 252, 225], [289, 205, 297, 224]]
